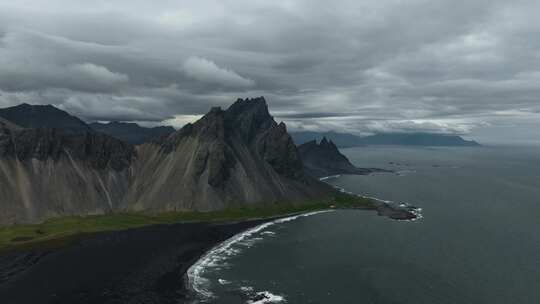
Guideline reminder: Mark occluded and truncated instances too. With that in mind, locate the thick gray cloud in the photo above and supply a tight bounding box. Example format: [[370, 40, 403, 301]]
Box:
[[0, 0, 539, 144], [183, 56, 255, 88]]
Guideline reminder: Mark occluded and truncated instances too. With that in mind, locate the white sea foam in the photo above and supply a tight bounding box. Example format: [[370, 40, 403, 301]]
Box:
[[187, 210, 332, 301], [396, 169, 416, 176], [241, 286, 254, 293], [360, 192, 423, 222], [410, 207, 424, 221], [188, 176, 423, 302], [247, 291, 286, 303], [319, 175, 341, 181], [325, 179, 423, 222]]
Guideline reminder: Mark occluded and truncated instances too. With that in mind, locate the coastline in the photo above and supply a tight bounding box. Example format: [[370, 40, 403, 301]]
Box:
[[185, 210, 334, 303], [0, 178, 421, 304], [321, 175, 422, 221], [0, 218, 276, 304]]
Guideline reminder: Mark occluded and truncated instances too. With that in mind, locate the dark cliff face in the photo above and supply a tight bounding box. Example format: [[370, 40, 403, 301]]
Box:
[[0, 103, 93, 134], [0, 125, 134, 171], [0, 105, 134, 171], [259, 121, 304, 179], [185, 107, 232, 188], [158, 97, 306, 181], [90, 121, 176, 145], [0, 98, 332, 224], [298, 137, 374, 177], [0, 117, 134, 225], [0, 118, 18, 157], [225, 97, 304, 179], [127, 97, 327, 212], [224, 97, 275, 141]]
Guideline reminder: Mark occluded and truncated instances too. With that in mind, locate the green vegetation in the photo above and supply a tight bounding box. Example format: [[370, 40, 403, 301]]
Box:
[[0, 192, 374, 253]]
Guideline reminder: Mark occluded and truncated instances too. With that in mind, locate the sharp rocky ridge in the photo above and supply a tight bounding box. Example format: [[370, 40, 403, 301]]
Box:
[[298, 137, 384, 178], [0, 97, 332, 225]]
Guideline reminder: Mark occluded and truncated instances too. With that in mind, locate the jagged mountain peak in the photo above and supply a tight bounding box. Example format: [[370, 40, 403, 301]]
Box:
[[193, 105, 226, 138], [298, 137, 374, 178], [0, 98, 333, 224], [302, 137, 339, 152], [125, 97, 326, 213], [226, 97, 270, 117], [320, 136, 332, 148], [160, 96, 277, 150], [320, 137, 339, 150], [228, 96, 268, 112], [224, 97, 276, 142], [159, 97, 304, 178]]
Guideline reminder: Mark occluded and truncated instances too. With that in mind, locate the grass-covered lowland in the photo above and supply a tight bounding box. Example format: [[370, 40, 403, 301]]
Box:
[[0, 192, 374, 253]]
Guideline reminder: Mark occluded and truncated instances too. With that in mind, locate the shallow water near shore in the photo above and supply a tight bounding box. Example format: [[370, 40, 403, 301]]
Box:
[[189, 145, 540, 304]]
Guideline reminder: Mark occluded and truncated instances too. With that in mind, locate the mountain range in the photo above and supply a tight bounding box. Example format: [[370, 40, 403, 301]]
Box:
[[0, 103, 176, 145], [0, 103, 93, 134], [0, 98, 333, 225], [90, 122, 176, 145], [291, 131, 480, 147]]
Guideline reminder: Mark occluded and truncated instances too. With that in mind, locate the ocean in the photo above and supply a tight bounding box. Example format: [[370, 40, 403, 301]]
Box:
[[188, 145, 540, 304]]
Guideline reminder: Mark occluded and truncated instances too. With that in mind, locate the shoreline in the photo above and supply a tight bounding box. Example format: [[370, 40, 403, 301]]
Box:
[[0, 180, 421, 304], [321, 175, 422, 221], [0, 218, 277, 304], [185, 210, 334, 303], [1, 208, 342, 304], [0, 202, 342, 254]]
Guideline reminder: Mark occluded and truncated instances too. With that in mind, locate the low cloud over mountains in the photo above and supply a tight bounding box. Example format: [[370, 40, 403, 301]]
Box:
[[1, 0, 539, 143]]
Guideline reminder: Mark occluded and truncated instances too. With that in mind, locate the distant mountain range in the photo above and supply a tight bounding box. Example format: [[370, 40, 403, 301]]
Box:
[[291, 131, 480, 147], [0, 103, 93, 134], [0, 103, 176, 145], [0, 98, 333, 225], [90, 122, 175, 145], [4, 100, 452, 225], [0, 104, 479, 148], [291, 131, 366, 148]]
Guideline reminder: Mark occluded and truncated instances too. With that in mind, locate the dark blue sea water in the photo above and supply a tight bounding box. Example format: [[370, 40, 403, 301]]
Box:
[[188, 146, 540, 304]]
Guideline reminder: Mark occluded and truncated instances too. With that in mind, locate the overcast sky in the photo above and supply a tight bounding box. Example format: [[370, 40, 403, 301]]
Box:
[[0, 0, 539, 144]]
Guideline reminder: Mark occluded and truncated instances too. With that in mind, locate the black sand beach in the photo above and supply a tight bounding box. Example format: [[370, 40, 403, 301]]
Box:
[[0, 219, 270, 304], [0, 204, 417, 304]]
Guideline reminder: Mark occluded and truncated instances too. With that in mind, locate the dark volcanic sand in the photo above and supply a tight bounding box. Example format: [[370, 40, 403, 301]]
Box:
[[0, 220, 269, 304]]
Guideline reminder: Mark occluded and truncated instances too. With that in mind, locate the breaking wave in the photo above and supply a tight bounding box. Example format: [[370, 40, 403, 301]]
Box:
[[187, 210, 333, 302], [187, 175, 422, 303], [319, 175, 423, 222]]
